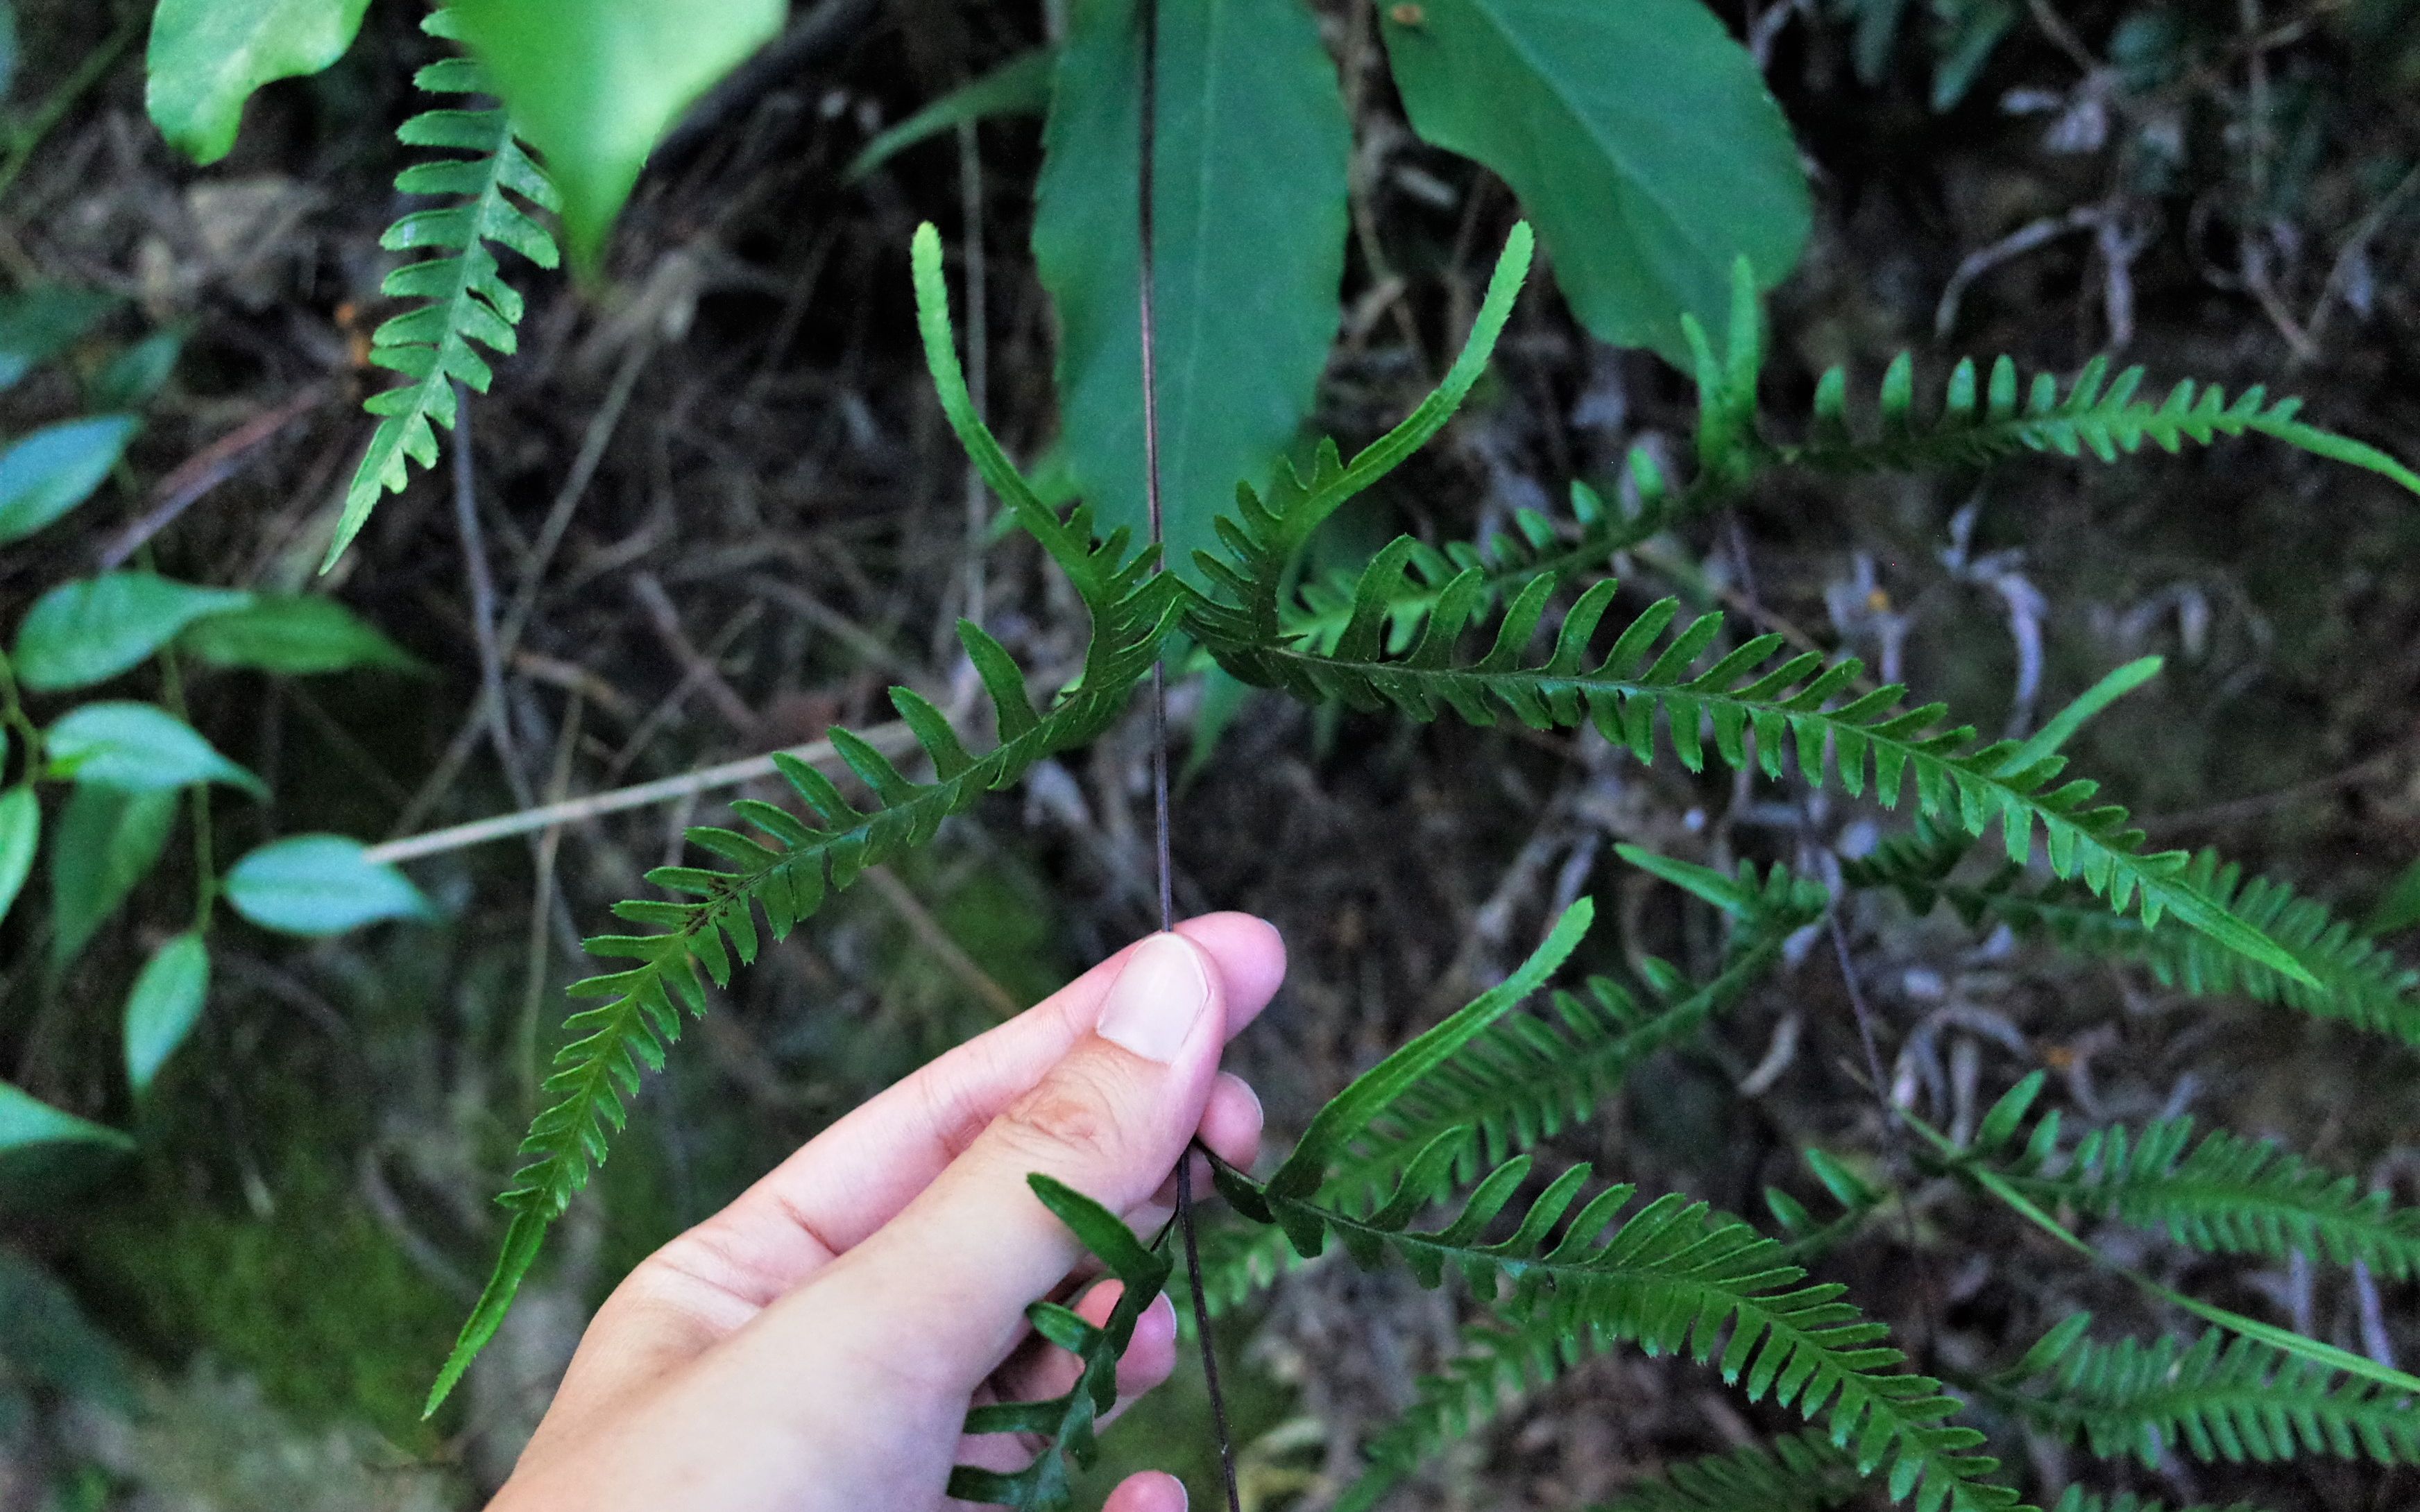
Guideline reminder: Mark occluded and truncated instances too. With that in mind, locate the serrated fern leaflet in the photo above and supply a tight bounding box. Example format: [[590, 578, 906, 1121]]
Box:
[[946, 1177, 1175, 1511], [1191, 543, 2312, 996], [1993, 1319, 2420, 1468], [330, 9, 560, 569]]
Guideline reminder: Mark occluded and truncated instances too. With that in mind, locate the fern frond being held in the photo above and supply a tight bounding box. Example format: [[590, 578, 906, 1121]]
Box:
[[332, 8, 559, 568], [948, 1177, 1176, 1512]]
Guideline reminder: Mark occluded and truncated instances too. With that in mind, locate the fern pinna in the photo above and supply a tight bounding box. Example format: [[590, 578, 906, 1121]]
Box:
[[425, 213, 2420, 1509], [331, 8, 559, 568], [1198, 907, 2020, 1512], [1846, 820, 2420, 1045], [1995, 1316, 2420, 1469], [1941, 1071, 2420, 1281]]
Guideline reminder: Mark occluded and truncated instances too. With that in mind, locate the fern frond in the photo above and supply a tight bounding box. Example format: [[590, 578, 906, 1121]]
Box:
[[330, 8, 559, 569], [1779, 350, 2420, 499], [1197, 554, 2312, 997], [1993, 1317, 2420, 1468], [949, 1176, 1175, 1511], [1352, 860, 1821, 1190], [2047, 1491, 2271, 1512], [1196, 886, 1807, 1317], [1847, 823, 2420, 1046], [1948, 1074, 2420, 1280], [1276, 472, 1674, 657], [428, 596, 1177, 1411], [1211, 1151, 2025, 1512], [1591, 1431, 1866, 1511], [1945, 1069, 2420, 1277], [1185, 224, 1535, 651]]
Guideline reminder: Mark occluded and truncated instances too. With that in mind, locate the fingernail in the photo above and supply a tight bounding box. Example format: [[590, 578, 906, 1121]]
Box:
[[1096, 934, 1211, 1063]]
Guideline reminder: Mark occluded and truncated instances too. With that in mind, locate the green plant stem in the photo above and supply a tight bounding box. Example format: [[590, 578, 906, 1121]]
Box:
[[0, 646, 44, 774], [0, 9, 142, 207], [155, 646, 217, 929]]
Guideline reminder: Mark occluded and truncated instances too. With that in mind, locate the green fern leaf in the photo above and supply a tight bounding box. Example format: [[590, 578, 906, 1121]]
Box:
[[1994, 1318, 2420, 1467], [1194, 556, 2315, 997], [1589, 1431, 1866, 1511], [1949, 1078, 2420, 1280], [2045, 1491, 2272, 1512], [330, 9, 559, 569], [1782, 351, 2420, 499], [1195, 888, 1809, 1316], [948, 1176, 1175, 1511], [1186, 223, 1535, 652], [1266, 895, 1591, 1200], [427, 601, 1175, 1412], [1847, 823, 2420, 1047], [1211, 1157, 2027, 1512]]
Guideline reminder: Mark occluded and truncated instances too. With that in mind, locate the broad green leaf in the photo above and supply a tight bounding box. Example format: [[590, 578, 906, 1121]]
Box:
[[0, 286, 116, 390], [0, 783, 34, 927], [847, 47, 1055, 180], [49, 787, 176, 974], [123, 930, 210, 1095], [1033, 0, 1350, 579], [0, 415, 137, 545], [223, 834, 435, 936], [44, 703, 265, 797], [179, 594, 423, 675], [1379, 0, 1809, 367], [446, 0, 784, 270], [89, 327, 186, 411], [144, 0, 372, 164], [12, 572, 252, 691], [0, 0, 17, 103], [2368, 857, 2420, 937]]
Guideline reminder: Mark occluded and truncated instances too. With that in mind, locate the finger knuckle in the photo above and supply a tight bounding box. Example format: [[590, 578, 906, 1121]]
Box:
[[993, 1074, 1125, 1167]]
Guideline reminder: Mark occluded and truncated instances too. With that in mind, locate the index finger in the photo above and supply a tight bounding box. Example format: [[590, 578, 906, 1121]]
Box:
[[605, 913, 1281, 1328]]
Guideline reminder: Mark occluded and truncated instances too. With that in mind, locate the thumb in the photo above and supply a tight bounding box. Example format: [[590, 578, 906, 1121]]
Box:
[[769, 931, 1227, 1391]]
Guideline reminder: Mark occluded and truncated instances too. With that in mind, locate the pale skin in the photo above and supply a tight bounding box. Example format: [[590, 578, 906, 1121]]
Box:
[[491, 913, 1288, 1512]]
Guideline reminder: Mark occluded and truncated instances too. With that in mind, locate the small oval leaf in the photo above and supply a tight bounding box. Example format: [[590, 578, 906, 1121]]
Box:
[[0, 415, 137, 545], [0, 1081, 134, 1211], [123, 930, 210, 1095], [224, 834, 435, 936], [0, 784, 35, 928], [44, 702, 266, 796], [49, 787, 178, 975], [14, 572, 253, 691], [0, 286, 118, 391], [178, 594, 422, 675], [0, 1082, 133, 1156]]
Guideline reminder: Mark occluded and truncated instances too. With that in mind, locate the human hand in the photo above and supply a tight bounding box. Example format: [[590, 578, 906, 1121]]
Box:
[[489, 914, 1286, 1512]]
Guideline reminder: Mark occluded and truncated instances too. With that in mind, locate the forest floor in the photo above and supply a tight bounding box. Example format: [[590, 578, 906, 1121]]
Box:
[[3, 1, 2419, 1509]]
